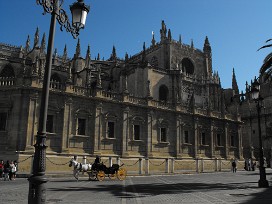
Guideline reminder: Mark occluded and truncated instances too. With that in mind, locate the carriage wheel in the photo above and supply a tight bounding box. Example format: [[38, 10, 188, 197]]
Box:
[[117, 168, 126, 181], [109, 173, 117, 180], [88, 171, 97, 181], [97, 171, 105, 181]]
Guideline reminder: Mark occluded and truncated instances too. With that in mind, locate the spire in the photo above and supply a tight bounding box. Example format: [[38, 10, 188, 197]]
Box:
[[125, 52, 129, 63], [168, 29, 172, 41], [34, 27, 39, 48], [204, 36, 212, 77], [203, 36, 211, 53], [232, 68, 239, 95], [25, 35, 30, 53], [151, 31, 156, 46], [97, 53, 100, 61], [191, 39, 194, 48], [62, 44, 67, 63], [85, 44, 91, 63], [109, 45, 117, 61], [179, 34, 182, 44], [40, 33, 46, 53], [160, 20, 167, 41], [75, 38, 81, 58], [142, 42, 147, 65]]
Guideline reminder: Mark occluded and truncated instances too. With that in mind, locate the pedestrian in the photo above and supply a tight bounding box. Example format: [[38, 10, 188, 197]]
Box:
[[0, 160, 4, 179], [232, 160, 237, 173], [3, 160, 10, 181], [9, 160, 16, 180], [252, 161, 256, 171]]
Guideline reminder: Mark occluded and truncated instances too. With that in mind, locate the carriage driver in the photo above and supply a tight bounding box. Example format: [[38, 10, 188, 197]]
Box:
[[94, 155, 101, 164]]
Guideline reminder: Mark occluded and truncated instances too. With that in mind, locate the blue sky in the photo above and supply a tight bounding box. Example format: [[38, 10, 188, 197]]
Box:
[[1, 0, 272, 91]]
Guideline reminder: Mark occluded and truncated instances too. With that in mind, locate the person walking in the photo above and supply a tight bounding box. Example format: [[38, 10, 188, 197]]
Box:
[[232, 160, 237, 173]]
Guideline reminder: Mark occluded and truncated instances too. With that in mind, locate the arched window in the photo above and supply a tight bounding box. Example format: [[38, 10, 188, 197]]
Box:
[[181, 58, 194, 75], [0, 65, 15, 77], [159, 85, 168, 101]]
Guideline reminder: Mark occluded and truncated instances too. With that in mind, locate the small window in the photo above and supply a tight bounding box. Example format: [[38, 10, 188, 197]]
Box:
[[216, 134, 221, 146], [77, 118, 86, 135], [46, 115, 54, 133], [184, 130, 189, 143], [0, 113, 7, 131], [253, 130, 255, 134], [201, 132, 206, 145], [160, 128, 167, 142], [107, 121, 115, 138], [134, 125, 140, 140]]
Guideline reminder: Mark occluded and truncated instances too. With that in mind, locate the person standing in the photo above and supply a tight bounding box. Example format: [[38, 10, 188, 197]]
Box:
[[232, 160, 237, 173], [9, 161, 16, 180], [0, 160, 4, 178], [3, 160, 10, 181]]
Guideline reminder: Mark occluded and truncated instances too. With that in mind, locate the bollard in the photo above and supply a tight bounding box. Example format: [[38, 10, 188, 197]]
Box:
[[109, 156, 113, 167], [219, 158, 222, 171], [82, 156, 86, 164], [165, 158, 169, 173], [117, 157, 120, 165], [145, 158, 149, 175], [215, 158, 218, 172], [171, 158, 175, 173], [196, 158, 199, 173], [139, 158, 143, 175], [201, 158, 204, 173]]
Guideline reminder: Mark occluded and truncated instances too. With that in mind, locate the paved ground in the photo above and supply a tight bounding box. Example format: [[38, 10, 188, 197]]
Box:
[[1, 169, 272, 204]]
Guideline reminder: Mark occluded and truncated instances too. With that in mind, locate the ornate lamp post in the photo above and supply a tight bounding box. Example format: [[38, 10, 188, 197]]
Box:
[[28, 1, 89, 203], [250, 77, 269, 188]]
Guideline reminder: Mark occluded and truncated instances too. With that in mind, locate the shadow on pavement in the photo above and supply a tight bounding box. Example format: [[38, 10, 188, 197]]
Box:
[[48, 179, 272, 201]]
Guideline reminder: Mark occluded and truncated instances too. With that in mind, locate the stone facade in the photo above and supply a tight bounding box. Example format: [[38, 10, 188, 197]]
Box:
[[0, 22, 243, 172]]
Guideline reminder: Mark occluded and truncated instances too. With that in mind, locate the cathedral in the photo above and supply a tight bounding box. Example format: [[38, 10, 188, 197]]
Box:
[[0, 21, 247, 171]]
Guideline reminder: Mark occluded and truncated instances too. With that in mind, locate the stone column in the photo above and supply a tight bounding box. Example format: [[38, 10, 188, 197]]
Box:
[[210, 121, 214, 158], [61, 98, 72, 152], [26, 93, 39, 149], [176, 117, 182, 157], [122, 107, 130, 156], [147, 111, 153, 157], [237, 125, 243, 159], [194, 117, 199, 158], [225, 123, 229, 159], [94, 103, 102, 154]]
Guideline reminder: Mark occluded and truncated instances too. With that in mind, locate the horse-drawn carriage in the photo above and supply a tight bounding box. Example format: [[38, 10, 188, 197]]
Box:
[[69, 158, 126, 181], [89, 163, 126, 181]]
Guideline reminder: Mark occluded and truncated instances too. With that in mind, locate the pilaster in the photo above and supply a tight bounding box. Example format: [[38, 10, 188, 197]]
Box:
[[194, 117, 199, 158], [94, 103, 102, 155], [210, 121, 214, 158], [121, 107, 129, 157], [147, 111, 153, 157], [61, 98, 72, 153], [225, 123, 229, 159]]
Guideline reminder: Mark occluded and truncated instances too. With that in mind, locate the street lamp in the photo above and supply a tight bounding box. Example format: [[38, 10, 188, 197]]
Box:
[[28, 1, 90, 203], [250, 77, 269, 188]]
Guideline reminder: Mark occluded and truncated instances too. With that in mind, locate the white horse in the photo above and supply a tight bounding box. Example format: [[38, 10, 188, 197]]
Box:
[[69, 158, 92, 180]]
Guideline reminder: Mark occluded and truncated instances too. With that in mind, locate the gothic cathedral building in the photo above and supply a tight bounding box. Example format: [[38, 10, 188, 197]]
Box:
[[0, 21, 243, 165]]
